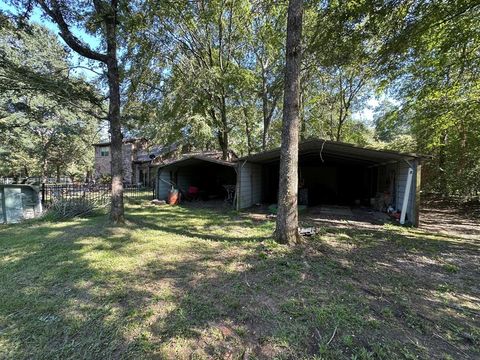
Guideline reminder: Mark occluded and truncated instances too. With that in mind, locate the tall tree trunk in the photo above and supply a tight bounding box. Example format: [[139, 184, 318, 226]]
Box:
[[41, 158, 48, 184], [106, 1, 124, 223], [262, 74, 270, 151], [438, 131, 448, 196], [275, 0, 303, 245], [209, 107, 228, 159], [220, 95, 229, 160], [56, 164, 61, 183], [261, 77, 279, 151], [336, 119, 343, 141], [243, 108, 253, 155], [221, 130, 229, 160], [300, 81, 306, 140], [37, 0, 125, 223]]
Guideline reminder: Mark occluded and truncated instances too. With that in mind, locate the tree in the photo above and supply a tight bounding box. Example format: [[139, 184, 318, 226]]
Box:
[[250, 2, 286, 151], [125, 0, 254, 160], [0, 15, 103, 117], [275, 0, 303, 245], [298, 1, 377, 143], [370, 1, 480, 197], [13, 0, 126, 222], [0, 20, 100, 181], [123, 1, 288, 157]]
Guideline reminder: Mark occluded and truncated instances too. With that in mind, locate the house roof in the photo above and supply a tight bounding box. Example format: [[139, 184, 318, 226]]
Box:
[[239, 138, 423, 165], [135, 143, 180, 163], [92, 137, 146, 147]]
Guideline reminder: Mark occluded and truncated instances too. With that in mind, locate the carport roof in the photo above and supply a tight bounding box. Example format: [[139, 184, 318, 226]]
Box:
[[157, 154, 236, 168], [239, 139, 422, 165]]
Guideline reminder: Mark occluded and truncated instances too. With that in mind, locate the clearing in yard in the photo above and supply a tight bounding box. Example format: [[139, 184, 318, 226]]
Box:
[[0, 201, 479, 359]]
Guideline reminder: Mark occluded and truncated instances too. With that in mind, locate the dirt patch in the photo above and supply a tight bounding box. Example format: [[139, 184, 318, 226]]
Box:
[[420, 207, 480, 239]]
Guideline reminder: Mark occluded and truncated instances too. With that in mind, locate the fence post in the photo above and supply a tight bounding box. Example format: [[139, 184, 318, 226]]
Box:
[[41, 183, 46, 205]]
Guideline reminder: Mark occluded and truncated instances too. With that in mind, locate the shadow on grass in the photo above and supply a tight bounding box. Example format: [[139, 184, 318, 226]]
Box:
[[120, 205, 479, 358], [0, 215, 156, 358], [0, 203, 478, 359], [126, 203, 273, 243]]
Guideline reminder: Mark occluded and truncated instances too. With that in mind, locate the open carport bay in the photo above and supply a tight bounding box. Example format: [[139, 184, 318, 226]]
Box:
[[157, 156, 237, 202], [237, 139, 421, 226]]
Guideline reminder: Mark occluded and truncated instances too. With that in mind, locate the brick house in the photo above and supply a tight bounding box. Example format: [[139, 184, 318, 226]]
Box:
[[93, 138, 179, 185]]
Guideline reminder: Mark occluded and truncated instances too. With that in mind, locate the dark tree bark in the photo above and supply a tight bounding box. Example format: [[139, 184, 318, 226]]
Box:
[[220, 95, 229, 160], [261, 71, 270, 150], [237, 93, 254, 155], [275, 0, 303, 245], [334, 72, 364, 142], [299, 80, 306, 140], [438, 131, 448, 195], [38, 0, 124, 223], [260, 67, 280, 151], [56, 164, 60, 183], [41, 158, 48, 184], [105, 0, 124, 223], [243, 109, 253, 155]]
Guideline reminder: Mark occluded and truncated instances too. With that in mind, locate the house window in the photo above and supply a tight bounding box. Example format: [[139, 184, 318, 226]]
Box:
[[100, 146, 110, 157]]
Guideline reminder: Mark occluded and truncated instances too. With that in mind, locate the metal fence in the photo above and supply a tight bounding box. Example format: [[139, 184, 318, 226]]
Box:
[[41, 184, 111, 207], [41, 183, 154, 207], [124, 185, 156, 200]]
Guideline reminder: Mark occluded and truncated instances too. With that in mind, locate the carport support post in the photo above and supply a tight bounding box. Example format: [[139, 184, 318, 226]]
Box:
[[400, 166, 414, 225], [1, 187, 6, 224], [414, 161, 422, 226]]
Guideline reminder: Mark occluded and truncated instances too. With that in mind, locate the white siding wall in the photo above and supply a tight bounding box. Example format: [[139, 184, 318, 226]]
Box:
[[237, 162, 262, 209], [157, 166, 196, 200], [157, 168, 172, 200], [394, 160, 417, 225]]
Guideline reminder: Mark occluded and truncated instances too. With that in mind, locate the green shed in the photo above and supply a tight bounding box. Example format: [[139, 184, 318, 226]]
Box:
[[0, 184, 43, 224]]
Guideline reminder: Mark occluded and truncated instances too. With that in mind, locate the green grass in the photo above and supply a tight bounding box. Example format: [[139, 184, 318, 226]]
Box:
[[0, 202, 478, 359]]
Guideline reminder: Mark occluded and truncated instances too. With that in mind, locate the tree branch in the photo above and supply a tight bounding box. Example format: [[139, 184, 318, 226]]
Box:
[[37, 0, 108, 63]]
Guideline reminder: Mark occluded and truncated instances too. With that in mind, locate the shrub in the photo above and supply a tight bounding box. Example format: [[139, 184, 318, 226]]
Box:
[[44, 198, 108, 220]]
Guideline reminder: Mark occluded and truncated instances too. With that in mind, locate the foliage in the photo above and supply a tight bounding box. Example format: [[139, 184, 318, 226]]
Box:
[[372, 1, 480, 197], [1, 0, 479, 197], [98, 174, 112, 185], [302, 1, 377, 142], [0, 20, 101, 180], [124, 1, 379, 157], [124, 0, 260, 158]]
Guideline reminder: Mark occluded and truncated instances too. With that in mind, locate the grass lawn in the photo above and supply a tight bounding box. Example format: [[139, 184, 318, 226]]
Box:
[[0, 201, 479, 359]]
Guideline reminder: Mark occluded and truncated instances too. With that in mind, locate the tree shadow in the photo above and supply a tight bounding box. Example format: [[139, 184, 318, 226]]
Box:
[[1, 203, 478, 359], [136, 210, 479, 359], [126, 204, 273, 243], [0, 215, 157, 359]]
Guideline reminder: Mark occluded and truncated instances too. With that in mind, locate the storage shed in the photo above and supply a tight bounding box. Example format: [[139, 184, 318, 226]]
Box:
[[0, 184, 43, 224], [236, 139, 422, 226], [156, 155, 237, 203]]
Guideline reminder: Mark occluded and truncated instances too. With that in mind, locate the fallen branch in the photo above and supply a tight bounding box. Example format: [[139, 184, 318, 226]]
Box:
[[327, 326, 338, 346]]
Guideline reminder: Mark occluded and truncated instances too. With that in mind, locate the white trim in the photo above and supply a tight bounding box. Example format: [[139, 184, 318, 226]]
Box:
[[400, 167, 414, 225]]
